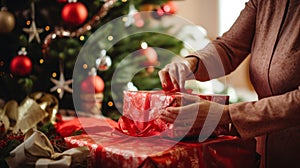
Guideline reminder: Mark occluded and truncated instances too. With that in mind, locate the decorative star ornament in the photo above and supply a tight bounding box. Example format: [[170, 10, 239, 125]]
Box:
[[22, 1, 43, 43], [23, 20, 43, 43], [50, 73, 73, 99]]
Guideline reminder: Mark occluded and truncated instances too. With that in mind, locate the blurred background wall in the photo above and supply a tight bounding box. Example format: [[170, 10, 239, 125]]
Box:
[[174, 0, 256, 100]]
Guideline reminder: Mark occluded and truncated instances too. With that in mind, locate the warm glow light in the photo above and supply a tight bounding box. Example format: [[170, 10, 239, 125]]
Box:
[[121, 0, 127, 2], [57, 88, 62, 93], [86, 25, 91, 30], [79, 35, 85, 41], [51, 34, 57, 39], [45, 26, 50, 31], [82, 64, 88, 69], [162, 5, 171, 13], [141, 41, 148, 49], [52, 72, 57, 78], [122, 17, 128, 22], [39, 59, 44, 64], [0, 61, 4, 67], [108, 101, 114, 107], [107, 35, 114, 41], [26, 20, 31, 25]]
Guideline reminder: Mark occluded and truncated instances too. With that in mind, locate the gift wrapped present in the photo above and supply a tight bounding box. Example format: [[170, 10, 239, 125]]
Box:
[[61, 117, 259, 168], [118, 90, 230, 138]]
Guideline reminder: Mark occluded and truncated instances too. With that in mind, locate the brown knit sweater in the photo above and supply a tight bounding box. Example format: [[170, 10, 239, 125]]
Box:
[[193, 0, 300, 167]]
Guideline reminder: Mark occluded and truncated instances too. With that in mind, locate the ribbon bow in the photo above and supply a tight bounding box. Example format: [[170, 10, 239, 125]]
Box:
[[6, 129, 90, 168], [0, 92, 59, 134]]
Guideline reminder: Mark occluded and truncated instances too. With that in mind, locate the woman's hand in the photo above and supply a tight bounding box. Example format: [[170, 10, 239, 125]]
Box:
[[158, 56, 199, 91], [158, 93, 231, 130]]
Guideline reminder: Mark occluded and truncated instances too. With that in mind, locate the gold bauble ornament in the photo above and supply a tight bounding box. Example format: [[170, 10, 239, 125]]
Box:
[[0, 8, 15, 34]]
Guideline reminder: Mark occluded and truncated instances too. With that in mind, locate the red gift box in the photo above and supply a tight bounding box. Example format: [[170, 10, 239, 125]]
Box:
[[119, 90, 230, 138], [61, 117, 259, 168]]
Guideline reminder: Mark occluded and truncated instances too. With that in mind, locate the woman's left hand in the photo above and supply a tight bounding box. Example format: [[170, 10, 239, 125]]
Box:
[[158, 93, 231, 130]]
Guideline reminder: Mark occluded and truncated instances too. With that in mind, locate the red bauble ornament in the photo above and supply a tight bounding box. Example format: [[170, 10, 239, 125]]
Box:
[[10, 49, 32, 76], [161, 1, 177, 15], [151, 8, 164, 20], [139, 47, 158, 66], [61, 1, 88, 26], [81, 68, 105, 93]]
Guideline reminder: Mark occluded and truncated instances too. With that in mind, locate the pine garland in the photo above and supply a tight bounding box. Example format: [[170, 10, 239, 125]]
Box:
[[0, 120, 84, 167], [0, 131, 24, 167]]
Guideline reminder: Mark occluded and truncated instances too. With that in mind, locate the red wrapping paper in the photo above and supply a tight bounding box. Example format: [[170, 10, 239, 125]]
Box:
[[119, 90, 230, 138], [56, 89, 258, 168], [60, 117, 259, 168], [55, 116, 117, 137]]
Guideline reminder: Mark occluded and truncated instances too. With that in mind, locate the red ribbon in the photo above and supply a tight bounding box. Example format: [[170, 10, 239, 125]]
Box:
[[116, 115, 166, 137], [117, 90, 229, 137]]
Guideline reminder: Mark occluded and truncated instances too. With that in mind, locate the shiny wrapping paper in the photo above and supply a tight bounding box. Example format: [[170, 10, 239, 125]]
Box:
[[58, 117, 259, 168], [119, 91, 230, 138], [0, 92, 58, 134]]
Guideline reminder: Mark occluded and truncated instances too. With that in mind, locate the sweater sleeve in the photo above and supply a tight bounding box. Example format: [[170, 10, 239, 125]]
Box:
[[229, 86, 300, 139], [192, 0, 257, 81]]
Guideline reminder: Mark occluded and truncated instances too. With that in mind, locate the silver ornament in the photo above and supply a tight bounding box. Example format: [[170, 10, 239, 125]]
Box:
[[96, 49, 112, 71]]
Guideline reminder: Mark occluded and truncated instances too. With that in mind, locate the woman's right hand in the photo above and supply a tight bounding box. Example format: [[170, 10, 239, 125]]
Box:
[[158, 56, 199, 91]]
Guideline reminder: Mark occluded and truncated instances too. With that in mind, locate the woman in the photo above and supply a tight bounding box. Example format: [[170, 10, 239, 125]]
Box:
[[158, 0, 300, 167]]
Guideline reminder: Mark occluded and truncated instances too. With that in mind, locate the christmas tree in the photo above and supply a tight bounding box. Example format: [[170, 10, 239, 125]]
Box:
[[0, 0, 184, 119]]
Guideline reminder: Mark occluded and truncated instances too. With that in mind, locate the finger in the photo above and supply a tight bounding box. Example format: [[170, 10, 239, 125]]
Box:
[[158, 69, 168, 88], [178, 62, 190, 89], [168, 108, 201, 129], [175, 118, 195, 127], [160, 103, 203, 126], [172, 63, 183, 91], [159, 114, 175, 123], [158, 69, 174, 91], [177, 118, 203, 128], [182, 93, 202, 102], [167, 65, 180, 91], [166, 104, 199, 119], [159, 109, 178, 123], [172, 93, 202, 105], [168, 60, 192, 90], [161, 109, 178, 119]]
